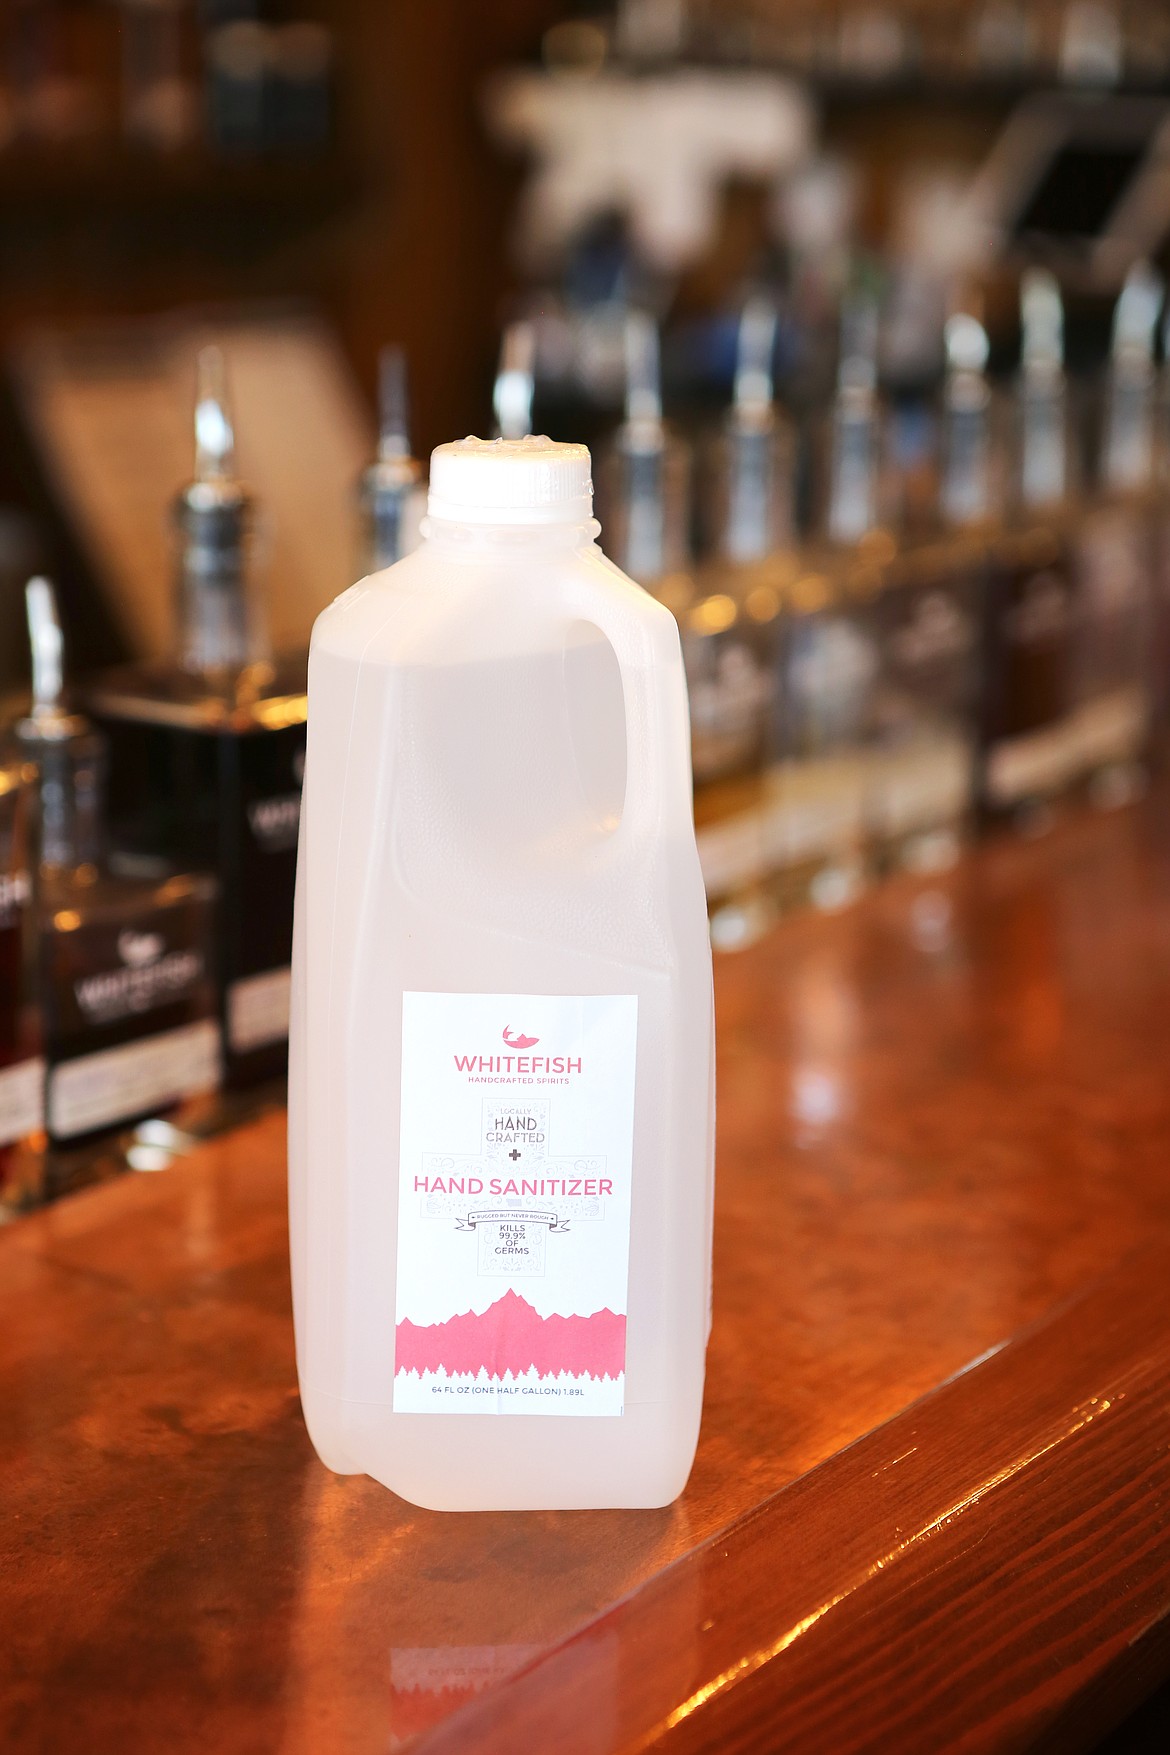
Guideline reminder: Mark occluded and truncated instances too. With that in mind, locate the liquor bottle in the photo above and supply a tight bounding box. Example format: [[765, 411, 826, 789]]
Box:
[[602, 311, 783, 944], [17, 579, 220, 1147], [0, 733, 42, 1201], [1152, 303, 1170, 756], [867, 310, 990, 873], [599, 312, 693, 612], [1069, 261, 1163, 806], [87, 348, 306, 1086], [979, 270, 1078, 827], [358, 346, 425, 574], [769, 293, 888, 912], [690, 298, 796, 945], [493, 320, 536, 441]]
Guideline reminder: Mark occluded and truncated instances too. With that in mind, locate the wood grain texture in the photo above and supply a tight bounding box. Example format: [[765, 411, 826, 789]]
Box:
[[2, 793, 1170, 1753]]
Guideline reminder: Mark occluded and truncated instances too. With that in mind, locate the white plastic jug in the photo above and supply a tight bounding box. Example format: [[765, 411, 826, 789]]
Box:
[[289, 436, 714, 1510]]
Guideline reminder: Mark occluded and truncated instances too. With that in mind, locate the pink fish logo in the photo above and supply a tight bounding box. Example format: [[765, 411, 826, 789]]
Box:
[[502, 1026, 539, 1049]]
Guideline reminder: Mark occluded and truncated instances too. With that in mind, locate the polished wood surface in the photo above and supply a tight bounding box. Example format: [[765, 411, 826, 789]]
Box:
[[3, 796, 1170, 1752]]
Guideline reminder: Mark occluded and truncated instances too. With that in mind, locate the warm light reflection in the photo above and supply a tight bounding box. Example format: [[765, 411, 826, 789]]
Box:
[[647, 1389, 1125, 1744]]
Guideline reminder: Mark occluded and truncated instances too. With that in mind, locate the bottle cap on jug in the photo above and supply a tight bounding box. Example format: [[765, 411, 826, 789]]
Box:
[[427, 436, 593, 526]]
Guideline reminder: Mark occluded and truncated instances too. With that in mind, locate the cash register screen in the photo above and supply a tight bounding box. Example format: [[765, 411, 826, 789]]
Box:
[[1012, 141, 1148, 241]]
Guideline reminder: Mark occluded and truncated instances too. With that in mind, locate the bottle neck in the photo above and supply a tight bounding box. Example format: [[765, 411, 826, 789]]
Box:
[[175, 488, 257, 673], [1019, 368, 1068, 510], [1102, 364, 1155, 494], [827, 389, 880, 545], [19, 721, 106, 876], [721, 411, 791, 563], [420, 514, 601, 556], [941, 374, 992, 527]]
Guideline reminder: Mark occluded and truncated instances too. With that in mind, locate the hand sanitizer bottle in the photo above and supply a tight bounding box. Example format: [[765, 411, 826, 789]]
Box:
[[289, 436, 714, 1511]]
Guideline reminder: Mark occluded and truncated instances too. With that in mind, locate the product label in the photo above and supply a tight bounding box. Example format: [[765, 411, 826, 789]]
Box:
[[869, 732, 974, 839], [73, 934, 206, 1028], [986, 717, 1080, 806], [0, 1057, 44, 1147], [394, 992, 638, 1417], [227, 966, 292, 1053], [48, 1018, 221, 1139], [0, 869, 30, 930]]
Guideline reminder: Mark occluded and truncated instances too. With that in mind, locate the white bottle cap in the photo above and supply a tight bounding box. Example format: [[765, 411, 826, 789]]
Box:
[[427, 435, 593, 526]]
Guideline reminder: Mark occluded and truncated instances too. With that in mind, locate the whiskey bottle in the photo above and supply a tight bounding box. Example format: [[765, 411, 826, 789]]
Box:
[[867, 309, 989, 873], [769, 293, 888, 912], [18, 579, 220, 1147], [87, 347, 306, 1086], [1069, 261, 1163, 806], [358, 345, 425, 574], [979, 270, 1078, 828]]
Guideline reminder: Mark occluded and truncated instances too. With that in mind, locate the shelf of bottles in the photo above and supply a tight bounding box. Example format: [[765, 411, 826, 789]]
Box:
[[0, 1, 334, 172], [5, 269, 1170, 1208], [572, 267, 1170, 949]]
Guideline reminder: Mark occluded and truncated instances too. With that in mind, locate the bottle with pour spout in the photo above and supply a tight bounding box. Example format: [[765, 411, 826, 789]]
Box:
[[87, 347, 306, 1086], [289, 436, 714, 1511], [18, 579, 220, 1147]]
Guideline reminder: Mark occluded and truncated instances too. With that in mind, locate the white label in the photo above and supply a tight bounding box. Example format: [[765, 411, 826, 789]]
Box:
[[763, 755, 868, 865], [227, 967, 291, 1053], [48, 1020, 221, 1140], [0, 1058, 45, 1147], [869, 733, 974, 839], [1069, 687, 1148, 771], [394, 992, 638, 1417], [986, 718, 1080, 806]]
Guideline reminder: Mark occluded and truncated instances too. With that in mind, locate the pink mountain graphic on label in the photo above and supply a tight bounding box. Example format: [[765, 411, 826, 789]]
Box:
[[502, 1026, 538, 1048], [395, 1288, 626, 1382]]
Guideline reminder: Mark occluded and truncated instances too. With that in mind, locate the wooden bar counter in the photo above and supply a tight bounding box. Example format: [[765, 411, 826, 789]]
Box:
[[4, 795, 1170, 1754]]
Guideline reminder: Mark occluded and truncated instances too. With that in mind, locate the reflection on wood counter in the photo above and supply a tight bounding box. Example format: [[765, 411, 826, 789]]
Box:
[[3, 794, 1170, 1752]]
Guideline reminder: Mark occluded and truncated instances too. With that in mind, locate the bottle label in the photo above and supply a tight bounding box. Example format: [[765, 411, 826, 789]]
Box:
[[0, 1058, 44, 1148], [394, 992, 638, 1418], [227, 966, 292, 1053], [48, 1019, 221, 1140]]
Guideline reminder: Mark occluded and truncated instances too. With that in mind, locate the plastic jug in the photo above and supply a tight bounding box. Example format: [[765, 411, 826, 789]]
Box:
[[289, 436, 714, 1510]]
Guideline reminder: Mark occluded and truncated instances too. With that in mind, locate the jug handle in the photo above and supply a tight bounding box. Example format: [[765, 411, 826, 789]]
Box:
[[558, 563, 694, 853]]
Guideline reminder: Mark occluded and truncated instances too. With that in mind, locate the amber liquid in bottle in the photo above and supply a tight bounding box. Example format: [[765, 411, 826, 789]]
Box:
[[20, 579, 221, 1149], [0, 748, 42, 1205]]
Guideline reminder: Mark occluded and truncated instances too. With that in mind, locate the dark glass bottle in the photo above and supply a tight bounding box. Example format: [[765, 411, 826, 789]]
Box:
[[691, 298, 795, 946], [17, 579, 220, 1148], [771, 294, 888, 913], [86, 348, 305, 1086], [868, 310, 990, 874], [0, 736, 41, 1202], [1070, 261, 1162, 807], [979, 270, 1078, 828]]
